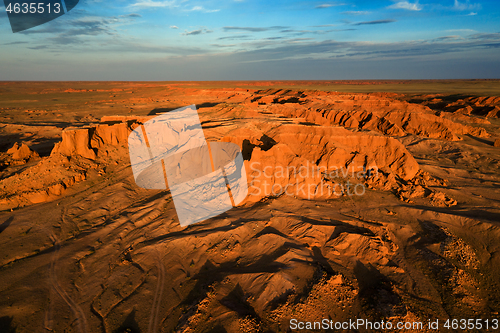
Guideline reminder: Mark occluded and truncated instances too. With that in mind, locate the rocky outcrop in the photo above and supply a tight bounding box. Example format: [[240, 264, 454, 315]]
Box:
[[52, 128, 96, 159], [7, 143, 39, 161], [90, 123, 130, 149], [1, 123, 131, 210], [4, 88, 487, 210], [0, 143, 39, 172], [446, 96, 500, 118], [418, 95, 500, 120], [223, 124, 420, 201], [51, 123, 132, 159], [241, 90, 490, 141], [0, 153, 89, 210]]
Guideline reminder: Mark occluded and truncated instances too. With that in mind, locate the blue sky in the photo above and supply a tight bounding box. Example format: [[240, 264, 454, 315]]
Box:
[[0, 0, 499, 80]]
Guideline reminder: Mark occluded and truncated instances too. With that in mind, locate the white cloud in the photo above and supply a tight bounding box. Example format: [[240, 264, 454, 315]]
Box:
[[129, 1, 219, 12], [388, 1, 422, 11], [467, 11, 478, 15], [446, 29, 476, 32], [189, 6, 220, 12], [312, 24, 338, 27], [129, 0, 176, 9], [434, 35, 463, 41], [170, 25, 179, 29], [453, 0, 481, 11], [315, 3, 346, 9], [342, 11, 370, 15], [182, 28, 213, 36]]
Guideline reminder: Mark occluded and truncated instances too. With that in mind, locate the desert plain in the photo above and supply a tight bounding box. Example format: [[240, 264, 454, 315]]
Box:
[[0, 80, 500, 332]]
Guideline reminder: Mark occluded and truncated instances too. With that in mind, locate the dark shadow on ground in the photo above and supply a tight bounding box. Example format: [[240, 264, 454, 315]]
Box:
[[0, 316, 16, 333], [148, 107, 184, 116], [0, 134, 22, 153], [113, 309, 141, 333], [408, 94, 475, 113], [0, 217, 14, 234], [241, 135, 277, 160], [30, 137, 60, 156], [197, 102, 220, 109], [465, 134, 495, 146], [402, 204, 500, 224]]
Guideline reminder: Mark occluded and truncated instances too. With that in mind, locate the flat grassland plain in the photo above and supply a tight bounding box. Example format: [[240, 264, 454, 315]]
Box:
[[0, 80, 499, 332]]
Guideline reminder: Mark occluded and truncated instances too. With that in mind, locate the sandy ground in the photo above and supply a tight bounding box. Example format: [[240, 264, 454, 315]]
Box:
[[0, 81, 499, 332]]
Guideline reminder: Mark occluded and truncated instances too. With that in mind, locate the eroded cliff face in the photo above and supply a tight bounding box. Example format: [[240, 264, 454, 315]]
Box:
[[221, 124, 419, 202], [0, 85, 499, 333], [239, 90, 489, 140], [0, 115, 422, 209], [0, 123, 131, 208], [11, 88, 482, 209]]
